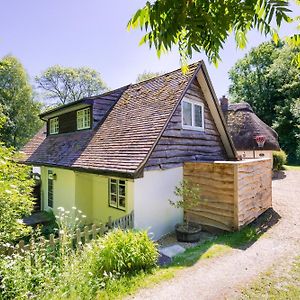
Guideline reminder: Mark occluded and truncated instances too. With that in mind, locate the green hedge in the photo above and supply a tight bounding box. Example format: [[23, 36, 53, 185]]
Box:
[[273, 150, 287, 170]]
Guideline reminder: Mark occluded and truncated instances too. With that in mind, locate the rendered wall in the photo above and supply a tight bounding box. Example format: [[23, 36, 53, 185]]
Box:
[[41, 167, 75, 212], [92, 175, 134, 224], [40, 167, 132, 224], [75, 173, 93, 222], [133, 167, 183, 240]]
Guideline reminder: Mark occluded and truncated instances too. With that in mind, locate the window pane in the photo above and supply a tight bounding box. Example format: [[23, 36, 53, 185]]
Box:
[[77, 108, 90, 129], [48, 170, 53, 208], [110, 194, 117, 206], [119, 184, 125, 197], [119, 196, 125, 209], [50, 118, 59, 134], [183, 101, 192, 126], [110, 183, 116, 194], [194, 104, 203, 128]]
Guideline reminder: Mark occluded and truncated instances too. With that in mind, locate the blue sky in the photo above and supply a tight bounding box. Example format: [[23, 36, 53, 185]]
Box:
[[0, 0, 298, 99]]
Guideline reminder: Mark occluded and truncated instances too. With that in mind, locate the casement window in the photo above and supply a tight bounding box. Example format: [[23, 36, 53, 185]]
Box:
[[182, 99, 204, 131], [49, 117, 59, 135], [109, 178, 126, 210], [77, 108, 91, 130], [48, 170, 54, 208]]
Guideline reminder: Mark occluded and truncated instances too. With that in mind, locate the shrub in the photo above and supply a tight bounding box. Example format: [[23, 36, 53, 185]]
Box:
[[169, 180, 202, 228], [91, 229, 158, 275], [0, 145, 34, 244], [0, 234, 62, 300], [273, 150, 287, 170], [0, 224, 158, 300]]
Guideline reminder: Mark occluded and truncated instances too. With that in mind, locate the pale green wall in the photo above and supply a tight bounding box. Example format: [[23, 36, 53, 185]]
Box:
[[75, 173, 93, 222], [92, 175, 134, 224], [41, 167, 75, 213], [40, 167, 133, 225]]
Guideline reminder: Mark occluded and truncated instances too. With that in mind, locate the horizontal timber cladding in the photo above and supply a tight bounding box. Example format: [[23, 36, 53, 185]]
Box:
[[184, 158, 272, 231], [145, 79, 227, 171], [237, 159, 272, 227], [58, 110, 77, 133]]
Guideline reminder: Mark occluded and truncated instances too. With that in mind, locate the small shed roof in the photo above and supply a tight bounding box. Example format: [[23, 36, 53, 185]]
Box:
[[226, 102, 280, 151]]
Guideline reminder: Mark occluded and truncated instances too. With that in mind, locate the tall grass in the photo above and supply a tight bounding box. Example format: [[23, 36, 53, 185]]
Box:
[[0, 209, 158, 300]]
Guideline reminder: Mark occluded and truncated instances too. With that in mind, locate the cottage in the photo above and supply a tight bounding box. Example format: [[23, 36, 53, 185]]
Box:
[[220, 97, 280, 159], [22, 61, 238, 239]]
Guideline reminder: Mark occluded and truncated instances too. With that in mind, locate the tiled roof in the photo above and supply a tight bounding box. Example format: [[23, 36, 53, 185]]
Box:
[[21, 62, 200, 177], [21, 127, 93, 167]]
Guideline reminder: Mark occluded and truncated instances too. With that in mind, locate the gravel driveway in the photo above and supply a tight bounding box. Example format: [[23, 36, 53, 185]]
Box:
[[130, 171, 300, 300]]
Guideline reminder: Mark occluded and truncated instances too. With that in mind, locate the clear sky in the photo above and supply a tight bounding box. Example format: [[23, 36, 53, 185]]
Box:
[[0, 0, 298, 99]]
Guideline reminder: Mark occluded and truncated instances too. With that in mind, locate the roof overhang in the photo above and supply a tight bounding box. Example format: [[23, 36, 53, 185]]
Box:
[[40, 101, 92, 121], [21, 161, 142, 179], [196, 63, 238, 160]]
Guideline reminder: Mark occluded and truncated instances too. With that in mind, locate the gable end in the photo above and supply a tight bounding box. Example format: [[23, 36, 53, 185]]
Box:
[[144, 78, 228, 171]]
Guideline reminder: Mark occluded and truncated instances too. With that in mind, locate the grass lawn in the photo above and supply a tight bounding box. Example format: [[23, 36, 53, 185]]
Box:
[[97, 225, 263, 299], [284, 164, 300, 171], [240, 256, 300, 299]]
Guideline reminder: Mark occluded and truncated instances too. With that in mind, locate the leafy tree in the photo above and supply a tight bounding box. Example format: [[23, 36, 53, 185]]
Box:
[[0, 132, 34, 243], [229, 42, 282, 125], [36, 65, 108, 105], [136, 71, 163, 82], [128, 0, 292, 67], [229, 42, 300, 162], [0, 55, 42, 149]]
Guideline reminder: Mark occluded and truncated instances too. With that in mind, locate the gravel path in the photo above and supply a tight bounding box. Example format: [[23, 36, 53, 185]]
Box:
[[130, 171, 300, 300]]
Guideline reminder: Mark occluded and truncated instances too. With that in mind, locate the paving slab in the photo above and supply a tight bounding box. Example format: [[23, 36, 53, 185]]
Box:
[[158, 244, 186, 258]]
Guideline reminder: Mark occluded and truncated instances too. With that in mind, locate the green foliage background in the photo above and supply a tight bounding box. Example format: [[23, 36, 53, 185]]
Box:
[[36, 65, 108, 105], [128, 0, 292, 67], [229, 42, 300, 162], [0, 56, 42, 149], [136, 71, 163, 83]]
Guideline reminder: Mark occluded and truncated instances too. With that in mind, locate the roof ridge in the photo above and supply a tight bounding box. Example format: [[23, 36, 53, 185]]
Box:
[[131, 61, 203, 87], [83, 84, 131, 100]]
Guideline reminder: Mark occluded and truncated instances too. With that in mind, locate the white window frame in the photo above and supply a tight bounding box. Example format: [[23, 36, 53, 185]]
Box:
[[77, 108, 91, 130], [182, 98, 205, 131], [108, 178, 126, 211], [49, 117, 59, 135]]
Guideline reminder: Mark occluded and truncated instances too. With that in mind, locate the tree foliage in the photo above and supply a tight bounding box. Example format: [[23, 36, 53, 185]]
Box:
[[0, 56, 42, 149], [136, 71, 163, 82], [128, 0, 292, 68], [229, 42, 300, 162], [0, 144, 34, 244], [36, 66, 108, 105]]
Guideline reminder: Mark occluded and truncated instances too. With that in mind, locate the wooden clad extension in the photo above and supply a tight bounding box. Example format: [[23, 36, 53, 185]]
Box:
[[184, 158, 272, 231]]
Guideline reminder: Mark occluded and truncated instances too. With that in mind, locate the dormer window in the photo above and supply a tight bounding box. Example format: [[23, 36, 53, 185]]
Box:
[[77, 108, 91, 130], [182, 99, 204, 131], [49, 117, 59, 135]]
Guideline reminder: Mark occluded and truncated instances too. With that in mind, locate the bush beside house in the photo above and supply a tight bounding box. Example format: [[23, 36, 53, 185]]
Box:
[[273, 150, 287, 171]]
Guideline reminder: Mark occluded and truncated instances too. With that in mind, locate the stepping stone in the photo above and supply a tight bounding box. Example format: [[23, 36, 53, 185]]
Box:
[[159, 244, 185, 258]]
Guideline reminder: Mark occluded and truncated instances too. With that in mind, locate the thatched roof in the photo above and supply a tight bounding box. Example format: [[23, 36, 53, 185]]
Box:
[[225, 102, 280, 151]]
